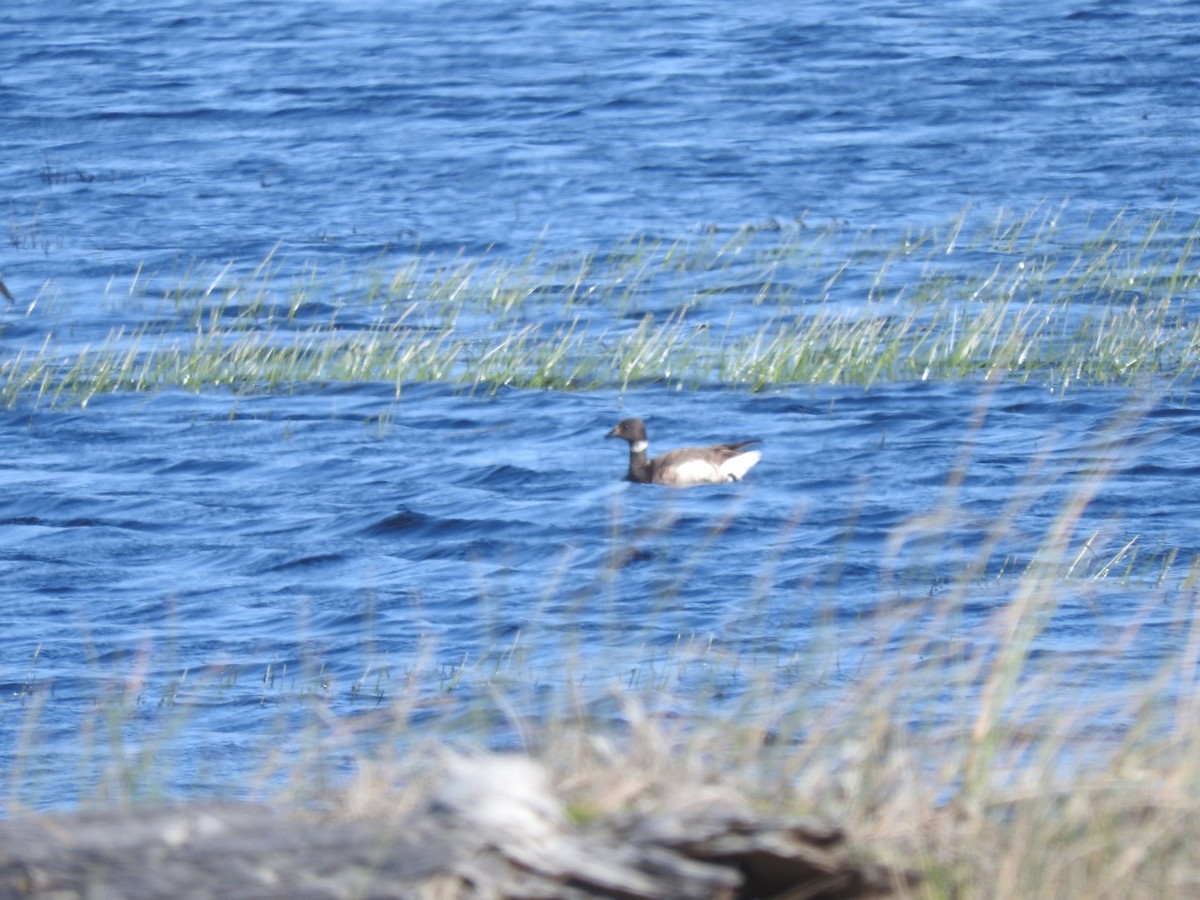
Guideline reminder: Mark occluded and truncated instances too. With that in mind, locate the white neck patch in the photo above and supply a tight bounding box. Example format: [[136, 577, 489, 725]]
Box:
[[631, 440, 648, 454]]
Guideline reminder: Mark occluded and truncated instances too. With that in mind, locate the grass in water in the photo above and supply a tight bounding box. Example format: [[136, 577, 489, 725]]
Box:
[[3, 206, 1200, 408]]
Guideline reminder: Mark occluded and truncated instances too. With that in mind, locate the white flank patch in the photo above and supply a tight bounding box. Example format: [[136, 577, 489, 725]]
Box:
[[661, 457, 722, 487], [719, 450, 761, 482]]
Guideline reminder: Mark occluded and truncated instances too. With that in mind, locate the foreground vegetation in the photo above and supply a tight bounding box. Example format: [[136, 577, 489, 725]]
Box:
[[7, 430, 1200, 898], [3, 205, 1200, 408]]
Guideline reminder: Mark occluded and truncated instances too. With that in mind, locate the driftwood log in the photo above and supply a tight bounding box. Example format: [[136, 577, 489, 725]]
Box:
[[0, 755, 912, 899]]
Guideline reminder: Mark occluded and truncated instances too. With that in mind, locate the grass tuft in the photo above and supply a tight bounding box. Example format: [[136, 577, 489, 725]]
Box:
[[4, 208, 1200, 407]]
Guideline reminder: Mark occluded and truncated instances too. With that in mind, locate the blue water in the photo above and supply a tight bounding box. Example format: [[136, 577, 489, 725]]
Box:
[[3, 1, 1200, 808]]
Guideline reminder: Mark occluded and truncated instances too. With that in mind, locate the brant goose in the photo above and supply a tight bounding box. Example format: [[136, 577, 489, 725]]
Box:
[[606, 417, 761, 487]]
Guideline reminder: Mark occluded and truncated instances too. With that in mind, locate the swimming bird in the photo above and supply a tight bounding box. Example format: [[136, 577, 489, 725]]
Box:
[[606, 417, 761, 487]]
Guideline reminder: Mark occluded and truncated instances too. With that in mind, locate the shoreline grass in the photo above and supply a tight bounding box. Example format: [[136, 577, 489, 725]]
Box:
[[8, 545, 1200, 897], [2, 207, 1200, 408]]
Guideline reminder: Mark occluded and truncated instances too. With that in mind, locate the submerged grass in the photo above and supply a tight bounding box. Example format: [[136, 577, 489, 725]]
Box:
[[4, 206, 1200, 408]]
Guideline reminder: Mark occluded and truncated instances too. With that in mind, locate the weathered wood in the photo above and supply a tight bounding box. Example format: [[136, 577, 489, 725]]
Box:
[[0, 755, 913, 899]]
